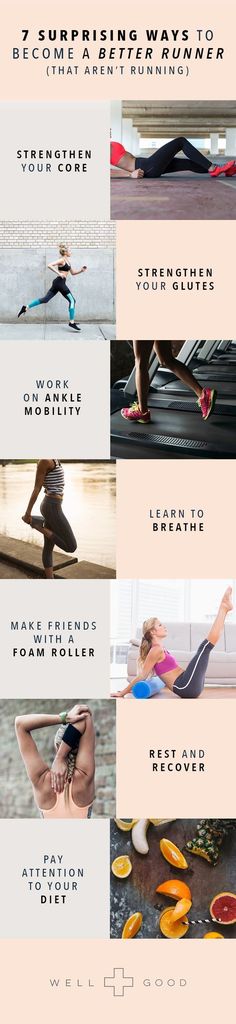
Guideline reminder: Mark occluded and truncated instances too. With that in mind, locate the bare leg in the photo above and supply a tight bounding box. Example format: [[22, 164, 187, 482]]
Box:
[[44, 567, 54, 579], [154, 340, 204, 400], [133, 340, 154, 412], [207, 587, 233, 645]]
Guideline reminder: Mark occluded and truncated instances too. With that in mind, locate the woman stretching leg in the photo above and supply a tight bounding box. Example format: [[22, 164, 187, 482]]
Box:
[[15, 704, 95, 818], [22, 459, 77, 578], [111, 587, 233, 699], [18, 244, 87, 332], [110, 138, 236, 179], [121, 340, 216, 422]]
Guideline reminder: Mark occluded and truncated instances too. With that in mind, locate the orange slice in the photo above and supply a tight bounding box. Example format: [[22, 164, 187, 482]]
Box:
[[159, 908, 189, 938], [171, 898, 192, 922], [156, 879, 191, 901], [122, 912, 142, 939], [111, 856, 132, 879], [160, 838, 188, 869], [204, 932, 224, 939]]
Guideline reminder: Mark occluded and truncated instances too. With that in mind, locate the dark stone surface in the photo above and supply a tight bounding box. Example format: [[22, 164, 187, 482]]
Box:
[[110, 819, 236, 939]]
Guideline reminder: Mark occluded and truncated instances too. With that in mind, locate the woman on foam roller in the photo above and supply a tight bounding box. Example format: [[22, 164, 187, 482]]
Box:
[[111, 587, 233, 699], [121, 340, 216, 422], [15, 704, 95, 818], [110, 139, 236, 179], [22, 459, 77, 579], [18, 244, 87, 332]]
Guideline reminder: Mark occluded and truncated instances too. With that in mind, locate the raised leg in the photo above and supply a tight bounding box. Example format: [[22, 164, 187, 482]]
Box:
[[207, 587, 233, 646]]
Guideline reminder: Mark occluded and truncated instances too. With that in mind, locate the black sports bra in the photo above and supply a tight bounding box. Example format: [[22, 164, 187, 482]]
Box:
[[60, 261, 71, 272]]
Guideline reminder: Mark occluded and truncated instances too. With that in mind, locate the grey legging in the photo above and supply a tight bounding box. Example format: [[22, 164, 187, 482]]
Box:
[[135, 137, 211, 178], [173, 639, 214, 698], [31, 496, 77, 569]]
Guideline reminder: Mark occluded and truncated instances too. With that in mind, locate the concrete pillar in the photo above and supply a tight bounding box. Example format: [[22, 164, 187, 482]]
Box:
[[210, 133, 219, 156], [111, 101, 122, 143], [225, 128, 236, 156], [122, 118, 134, 153], [132, 128, 140, 156]]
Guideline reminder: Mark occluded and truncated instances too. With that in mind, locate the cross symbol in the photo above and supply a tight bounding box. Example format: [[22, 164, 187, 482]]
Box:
[[104, 967, 134, 998]]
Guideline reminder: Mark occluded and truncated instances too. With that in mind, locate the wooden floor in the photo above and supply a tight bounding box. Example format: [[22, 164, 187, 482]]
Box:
[[115, 687, 236, 700]]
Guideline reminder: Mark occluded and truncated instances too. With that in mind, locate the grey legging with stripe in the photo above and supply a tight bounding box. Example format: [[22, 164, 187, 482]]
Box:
[[173, 639, 214, 698], [31, 496, 77, 569]]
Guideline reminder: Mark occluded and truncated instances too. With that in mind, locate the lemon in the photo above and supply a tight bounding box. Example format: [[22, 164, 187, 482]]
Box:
[[111, 855, 132, 879], [114, 819, 137, 831]]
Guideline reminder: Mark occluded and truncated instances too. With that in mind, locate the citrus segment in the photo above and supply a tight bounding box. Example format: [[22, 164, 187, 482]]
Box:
[[122, 912, 142, 939], [159, 908, 189, 938], [114, 819, 137, 831], [203, 932, 224, 939], [210, 892, 236, 925], [156, 879, 191, 901], [171, 898, 192, 922], [160, 838, 188, 869]]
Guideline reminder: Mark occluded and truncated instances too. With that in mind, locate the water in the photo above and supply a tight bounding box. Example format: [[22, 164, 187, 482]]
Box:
[[0, 462, 116, 569]]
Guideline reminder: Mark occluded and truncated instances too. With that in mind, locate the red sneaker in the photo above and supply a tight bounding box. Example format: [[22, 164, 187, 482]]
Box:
[[209, 160, 235, 177], [226, 162, 236, 177], [197, 388, 216, 420], [121, 402, 151, 424]]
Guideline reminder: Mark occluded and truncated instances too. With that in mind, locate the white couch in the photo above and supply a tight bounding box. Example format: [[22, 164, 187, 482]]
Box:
[[127, 622, 236, 688]]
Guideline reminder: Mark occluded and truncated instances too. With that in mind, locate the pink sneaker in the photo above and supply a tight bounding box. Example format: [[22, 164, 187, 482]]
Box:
[[121, 402, 151, 424], [197, 388, 216, 420]]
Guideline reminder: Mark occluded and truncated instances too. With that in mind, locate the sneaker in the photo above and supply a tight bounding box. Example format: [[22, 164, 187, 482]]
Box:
[[226, 162, 236, 177], [121, 402, 151, 424], [69, 322, 81, 331], [209, 160, 235, 177], [197, 388, 216, 420], [18, 305, 27, 318]]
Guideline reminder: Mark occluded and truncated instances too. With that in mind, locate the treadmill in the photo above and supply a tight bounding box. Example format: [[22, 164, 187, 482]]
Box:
[[111, 340, 236, 459]]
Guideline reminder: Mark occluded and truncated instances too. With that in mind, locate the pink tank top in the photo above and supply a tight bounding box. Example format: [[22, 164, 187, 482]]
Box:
[[153, 649, 178, 676], [39, 782, 92, 819]]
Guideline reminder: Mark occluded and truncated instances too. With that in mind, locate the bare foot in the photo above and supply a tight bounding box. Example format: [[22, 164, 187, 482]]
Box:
[[221, 586, 233, 612]]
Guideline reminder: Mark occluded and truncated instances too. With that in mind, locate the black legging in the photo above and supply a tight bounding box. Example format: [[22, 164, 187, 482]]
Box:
[[135, 137, 211, 178], [28, 276, 76, 321], [31, 496, 77, 569]]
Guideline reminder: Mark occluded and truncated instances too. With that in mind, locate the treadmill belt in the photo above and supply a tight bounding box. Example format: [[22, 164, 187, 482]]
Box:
[[168, 399, 236, 415], [126, 431, 209, 450]]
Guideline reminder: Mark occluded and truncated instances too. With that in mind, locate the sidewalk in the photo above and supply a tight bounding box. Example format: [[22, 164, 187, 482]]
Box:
[[0, 322, 116, 340]]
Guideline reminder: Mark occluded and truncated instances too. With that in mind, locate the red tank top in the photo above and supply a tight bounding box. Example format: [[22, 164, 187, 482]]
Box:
[[110, 142, 126, 166]]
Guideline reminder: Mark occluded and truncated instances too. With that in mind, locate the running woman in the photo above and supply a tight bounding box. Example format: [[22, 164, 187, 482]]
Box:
[[22, 459, 77, 578], [18, 244, 87, 331], [110, 139, 236, 179], [121, 341, 216, 423], [111, 587, 233, 699], [15, 704, 95, 818]]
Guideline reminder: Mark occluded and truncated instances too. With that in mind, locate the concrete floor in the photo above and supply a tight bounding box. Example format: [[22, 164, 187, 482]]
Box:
[[0, 322, 115, 340], [111, 172, 236, 220]]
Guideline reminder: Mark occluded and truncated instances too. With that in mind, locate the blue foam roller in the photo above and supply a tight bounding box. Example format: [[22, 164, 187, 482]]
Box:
[[132, 677, 165, 699]]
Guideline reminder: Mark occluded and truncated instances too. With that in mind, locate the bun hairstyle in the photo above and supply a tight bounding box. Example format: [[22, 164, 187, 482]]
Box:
[[138, 617, 158, 668], [54, 723, 79, 780], [59, 243, 69, 256]]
